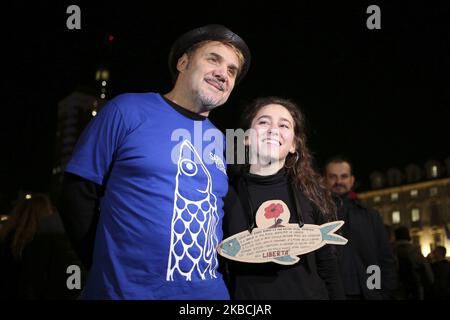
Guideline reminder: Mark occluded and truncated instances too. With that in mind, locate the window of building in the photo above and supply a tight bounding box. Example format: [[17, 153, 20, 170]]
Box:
[[392, 211, 401, 224], [411, 208, 420, 222], [431, 165, 438, 178], [410, 189, 418, 198], [391, 193, 399, 201], [374, 196, 381, 203], [101, 70, 109, 80], [430, 187, 438, 196], [52, 166, 62, 175]]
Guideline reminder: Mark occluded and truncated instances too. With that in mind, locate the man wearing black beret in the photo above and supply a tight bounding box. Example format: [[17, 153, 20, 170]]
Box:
[[59, 25, 251, 299]]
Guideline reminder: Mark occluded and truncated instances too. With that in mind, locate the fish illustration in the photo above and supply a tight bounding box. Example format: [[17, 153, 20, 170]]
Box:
[[166, 140, 219, 281], [217, 221, 347, 265]]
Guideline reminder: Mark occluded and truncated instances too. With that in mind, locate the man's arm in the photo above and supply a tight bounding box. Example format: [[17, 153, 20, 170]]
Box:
[[315, 245, 346, 299], [58, 172, 102, 270], [373, 211, 398, 298]]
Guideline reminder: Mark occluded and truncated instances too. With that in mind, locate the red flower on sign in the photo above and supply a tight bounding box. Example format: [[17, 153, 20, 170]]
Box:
[[264, 203, 283, 219]]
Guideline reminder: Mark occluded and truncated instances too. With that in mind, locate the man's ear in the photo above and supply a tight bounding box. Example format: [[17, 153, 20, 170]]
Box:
[[177, 53, 189, 72], [350, 175, 355, 188]]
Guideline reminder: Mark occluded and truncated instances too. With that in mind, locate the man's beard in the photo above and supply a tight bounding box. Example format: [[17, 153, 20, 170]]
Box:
[[332, 185, 349, 196], [191, 81, 226, 112], [196, 91, 223, 112]]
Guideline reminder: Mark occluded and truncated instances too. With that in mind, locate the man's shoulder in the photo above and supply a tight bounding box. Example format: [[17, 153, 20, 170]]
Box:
[[353, 198, 368, 209], [110, 92, 160, 110], [101, 92, 166, 123], [350, 198, 381, 216]]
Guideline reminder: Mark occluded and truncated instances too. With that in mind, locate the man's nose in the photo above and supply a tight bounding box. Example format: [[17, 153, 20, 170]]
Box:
[[213, 66, 226, 82]]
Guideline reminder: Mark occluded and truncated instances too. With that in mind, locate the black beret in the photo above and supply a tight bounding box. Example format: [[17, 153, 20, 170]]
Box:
[[168, 24, 251, 84]]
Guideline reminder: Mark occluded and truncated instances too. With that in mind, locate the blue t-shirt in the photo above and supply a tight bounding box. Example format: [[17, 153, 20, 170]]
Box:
[[66, 93, 229, 299]]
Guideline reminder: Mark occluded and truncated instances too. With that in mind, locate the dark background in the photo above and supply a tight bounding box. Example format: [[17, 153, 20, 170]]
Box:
[[2, 1, 450, 209]]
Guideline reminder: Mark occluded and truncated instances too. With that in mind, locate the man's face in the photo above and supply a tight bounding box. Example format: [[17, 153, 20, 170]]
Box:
[[324, 161, 355, 195], [177, 41, 241, 112]]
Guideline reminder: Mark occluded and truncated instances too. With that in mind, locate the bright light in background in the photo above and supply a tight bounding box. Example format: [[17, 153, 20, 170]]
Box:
[[421, 243, 432, 257], [419, 229, 433, 257], [102, 81, 107, 86], [108, 35, 114, 42], [25, 194, 32, 200], [100, 94, 105, 99], [92, 110, 97, 117]]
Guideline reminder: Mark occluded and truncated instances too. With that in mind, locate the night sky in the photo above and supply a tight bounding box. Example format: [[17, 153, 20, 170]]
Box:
[[2, 1, 450, 208]]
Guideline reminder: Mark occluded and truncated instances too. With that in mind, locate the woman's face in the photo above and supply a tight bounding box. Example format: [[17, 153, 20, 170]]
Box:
[[249, 104, 296, 165]]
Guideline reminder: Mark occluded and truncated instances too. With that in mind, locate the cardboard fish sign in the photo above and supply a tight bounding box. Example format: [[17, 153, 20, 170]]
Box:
[[217, 200, 348, 265]]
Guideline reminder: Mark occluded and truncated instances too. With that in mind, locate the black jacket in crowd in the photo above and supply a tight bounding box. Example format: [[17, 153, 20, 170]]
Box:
[[335, 196, 397, 299]]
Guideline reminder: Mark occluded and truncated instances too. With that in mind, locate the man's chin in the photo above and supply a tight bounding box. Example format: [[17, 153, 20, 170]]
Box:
[[332, 189, 348, 196], [202, 103, 221, 112], [199, 95, 225, 111]]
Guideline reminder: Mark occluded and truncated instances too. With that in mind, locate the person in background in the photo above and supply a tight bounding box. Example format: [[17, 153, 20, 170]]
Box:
[[430, 246, 450, 299], [391, 226, 434, 300], [0, 193, 81, 299], [323, 156, 397, 299]]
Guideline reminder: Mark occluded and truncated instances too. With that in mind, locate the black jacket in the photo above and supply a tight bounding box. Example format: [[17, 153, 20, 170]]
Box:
[[392, 240, 434, 299], [335, 196, 397, 299], [431, 260, 450, 299]]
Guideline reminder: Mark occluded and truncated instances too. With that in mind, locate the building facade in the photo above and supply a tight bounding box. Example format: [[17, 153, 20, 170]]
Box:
[[358, 159, 450, 257]]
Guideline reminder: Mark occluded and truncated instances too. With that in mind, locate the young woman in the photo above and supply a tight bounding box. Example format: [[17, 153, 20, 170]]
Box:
[[223, 96, 345, 299]]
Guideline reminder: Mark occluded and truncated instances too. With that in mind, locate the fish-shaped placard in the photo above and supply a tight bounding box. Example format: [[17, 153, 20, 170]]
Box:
[[218, 221, 347, 265], [217, 200, 347, 265]]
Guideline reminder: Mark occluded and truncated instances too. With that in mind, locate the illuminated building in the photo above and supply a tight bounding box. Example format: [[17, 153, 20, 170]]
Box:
[[358, 158, 450, 257]]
